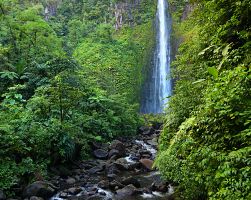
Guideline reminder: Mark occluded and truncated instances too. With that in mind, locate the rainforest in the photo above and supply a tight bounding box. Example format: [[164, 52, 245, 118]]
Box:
[[0, 0, 250, 200]]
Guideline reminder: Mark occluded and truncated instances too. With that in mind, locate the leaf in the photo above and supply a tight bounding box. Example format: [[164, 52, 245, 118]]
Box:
[[207, 67, 218, 79], [222, 44, 231, 57], [192, 79, 206, 84], [94, 136, 102, 141]]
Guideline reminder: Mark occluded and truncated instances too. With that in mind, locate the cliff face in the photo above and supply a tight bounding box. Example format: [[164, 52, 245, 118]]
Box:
[[114, 0, 141, 30], [44, 0, 62, 21], [43, 0, 155, 30]]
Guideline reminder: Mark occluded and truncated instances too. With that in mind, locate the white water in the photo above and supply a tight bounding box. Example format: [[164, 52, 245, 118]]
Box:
[[141, 0, 172, 113], [135, 140, 157, 155]]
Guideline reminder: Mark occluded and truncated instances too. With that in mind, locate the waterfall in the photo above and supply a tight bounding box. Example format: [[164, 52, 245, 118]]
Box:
[[141, 0, 172, 114]]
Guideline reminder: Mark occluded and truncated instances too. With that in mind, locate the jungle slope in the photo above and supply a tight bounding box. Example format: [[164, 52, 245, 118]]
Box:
[[156, 0, 251, 200]]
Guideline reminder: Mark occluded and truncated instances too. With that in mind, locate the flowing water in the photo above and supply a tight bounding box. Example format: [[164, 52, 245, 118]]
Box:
[[141, 0, 172, 113]]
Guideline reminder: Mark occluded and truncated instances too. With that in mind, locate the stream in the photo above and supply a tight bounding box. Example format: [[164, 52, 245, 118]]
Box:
[[48, 126, 174, 200]]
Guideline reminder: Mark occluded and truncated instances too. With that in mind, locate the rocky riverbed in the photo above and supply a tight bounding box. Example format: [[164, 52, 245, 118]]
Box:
[[18, 125, 174, 200]]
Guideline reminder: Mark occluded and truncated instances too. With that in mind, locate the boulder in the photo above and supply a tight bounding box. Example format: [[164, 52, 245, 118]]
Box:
[[108, 149, 120, 159], [106, 163, 120, 177], [139, 159, 153, 170], [29, 197, 44, 200], [93, 149, 108, 159], [98, 180, 109, 189], [66, 177, 76, 184], [138, 126, 154, 135], [109, 180, 124, 190], [109, 140, 125, 157], [88, 164, 105, 174], [0, 190, 5, 200], [151, 181, 168, 192], [115, 184, 141, 199], [146, 138, 158, 146], [67, 187, 82, 195], [86, 195, 104, 200], [23, 181, 56, 199], [122, 177, 141, 188], [114, 158, 129, 170]]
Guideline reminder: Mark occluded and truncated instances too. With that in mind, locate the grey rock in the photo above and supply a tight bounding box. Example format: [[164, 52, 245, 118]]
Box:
[[67, 187, 82, 195], [115, 184, 141, 199], [114, 158, 129, 170], [66, 177, 76, 184], [88, 164, 105, 174], [98, 180, 109, 189], [93, 149, 108, 159], [122, 177, 141, 188], [29, 196, 44, 200], [23, 181, 56, 199], [109, 140, 125, 157]]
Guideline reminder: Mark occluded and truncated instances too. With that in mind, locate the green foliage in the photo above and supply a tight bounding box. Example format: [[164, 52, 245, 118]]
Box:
[[157, 0, 251, 199], [0, 0, 156, 196]]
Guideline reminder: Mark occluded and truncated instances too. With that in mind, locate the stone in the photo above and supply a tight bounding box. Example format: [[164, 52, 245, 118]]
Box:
[[122, 177, 141, 188], [88, 164, 105, 174], [108, 149, 120, 159], [109, 140, 125, 157], [151, 181, 168, 192], [93, 149, 108, 159], [106, 163, 120, 176], [109, 180, 124, 189], [115, 184, 141, 199], [86, 195, 103, 200], [29, 197, 44, 200], [146, 138, 158, 146], [66, 177, 76, 184], [0, 190, 6, 200], [23, 181, 56, 199], [138, 126, 154, 135], [98, 180, 109, 189], [114, 158, 129, 170], [139, 159, 153, 170], [67, 187, 82, 195]]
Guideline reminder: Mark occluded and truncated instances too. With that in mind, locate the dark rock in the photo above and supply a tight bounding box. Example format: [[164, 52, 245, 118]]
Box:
[[107, 173, 117, 180], [139, 159, 153, 170], [67, 187, 82, 195], [114, 158, 129, 170], [98, 180, 109, 189], [138, 126, 154, 135], [138, 126, 149, 133], [93, 149, 108, 159], [98, 191, 106, 196], [106, 163, 120, 176], [141, 154, 151, 159], [88, 164, 105, 174], [86, 195, 103, 200], [151, 181, 168, 192], [109, 140, 125, 157], [108, 149, 120, 159], [23, 181, 56, 199], [115, 184, 141, 199], [29, 197, 44, 200], [109, 180, 124, 190], [151, 122, 163, 130], [66, 177, 76, 184], [87, 191, 96, 196], [122, 177, 141, 188], [0, 190, 6, 200]]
